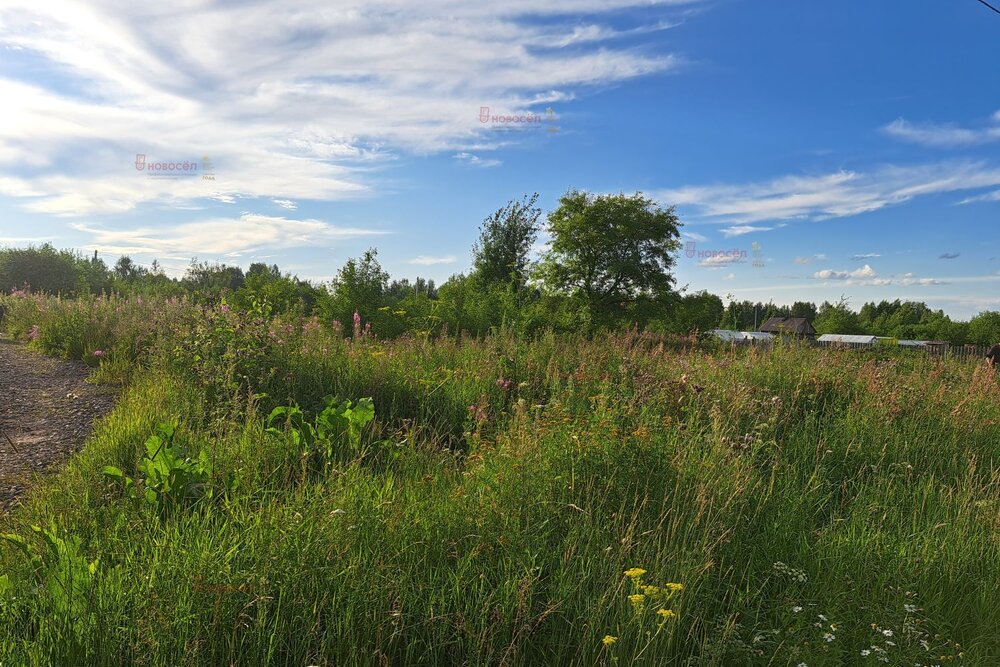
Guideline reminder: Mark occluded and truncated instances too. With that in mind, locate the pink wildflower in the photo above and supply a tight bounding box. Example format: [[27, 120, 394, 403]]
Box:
[[93, 350, 105, 358]]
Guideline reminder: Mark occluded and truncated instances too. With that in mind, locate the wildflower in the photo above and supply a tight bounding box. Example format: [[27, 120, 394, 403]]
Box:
[[602, 635, 617, 646], [624, 568, 647, 580], [353, 311, 361, 325], [93, 350, 105, 358], [860, 649, 871, 657], [664, 582, 684, 592], [628, 594, 646, 613], [904, 604, 918, 613], [28, 325, 39, 341], [642, 585, 661, 596], [882, 629, 893, 637], [823, 633, 835, 642], [656, 608, 676, 620], [792, 606, 803, 613]]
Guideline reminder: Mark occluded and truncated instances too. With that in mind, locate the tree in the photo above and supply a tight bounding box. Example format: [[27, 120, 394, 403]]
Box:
[[536, 191, 682, 328], [472, 193, 542, 291], [814, 298, 864, 335], [0, 244, 80, 294], [968, 311, 1000, 346], [113, 256, 146, 282]]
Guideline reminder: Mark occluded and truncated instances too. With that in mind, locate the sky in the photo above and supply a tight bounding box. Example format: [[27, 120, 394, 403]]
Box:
[[0, 0, 999, 318]]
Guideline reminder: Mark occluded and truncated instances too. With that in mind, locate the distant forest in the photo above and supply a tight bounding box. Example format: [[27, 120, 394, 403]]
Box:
[[3, 192, 998, 346]]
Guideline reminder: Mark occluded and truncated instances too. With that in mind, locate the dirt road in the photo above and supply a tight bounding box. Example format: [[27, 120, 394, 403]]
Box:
[[0, 339, 116, 509]]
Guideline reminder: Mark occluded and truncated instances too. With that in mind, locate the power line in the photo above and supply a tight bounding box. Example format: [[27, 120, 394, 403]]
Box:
[[976, 0, 1000, 16]]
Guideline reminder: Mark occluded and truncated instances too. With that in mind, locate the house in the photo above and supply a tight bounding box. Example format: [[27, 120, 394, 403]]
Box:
[[817, 333, 878, 346], [708, 329, 775, 344], [758, 317, 817, 338]]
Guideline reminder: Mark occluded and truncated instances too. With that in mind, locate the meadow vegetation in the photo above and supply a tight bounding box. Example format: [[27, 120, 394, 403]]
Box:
[[0, 290, 995, 665]]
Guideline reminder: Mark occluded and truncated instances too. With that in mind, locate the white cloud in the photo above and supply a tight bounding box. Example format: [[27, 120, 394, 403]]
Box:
[[883, 116, 1000, 148], [720, 224, 774, 237], [71, 213, 386, 256], [272, 199, 297, 210], [656, 162, 1000, 224], [812, 264, 877, 280], [697, 253, 744, 267], [0, 0, 691, 215], [959, 189, 1000, 205], [453, 152, 502, 168], [850, 252, 880, 260], [682, 231, 709, 242], [408, 255, 457, 265]]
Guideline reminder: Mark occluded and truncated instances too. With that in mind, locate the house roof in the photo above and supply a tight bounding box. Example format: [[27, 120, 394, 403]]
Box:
[[759, 317, 816, 335], [817, 334, 878, 344], [709, 329, 774, 342]]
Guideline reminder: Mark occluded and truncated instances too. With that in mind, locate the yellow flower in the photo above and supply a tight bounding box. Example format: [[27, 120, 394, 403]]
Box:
[[628, 593, 646, 614], [624, 568, 647, 580], [642, 585, 661, 596], [657, 608, 676, 620], [665, 582, 684, 592], [602, 635, 618, 646]]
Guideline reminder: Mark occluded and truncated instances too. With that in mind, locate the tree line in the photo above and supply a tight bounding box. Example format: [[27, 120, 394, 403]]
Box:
[[2, 190, 999, 345]]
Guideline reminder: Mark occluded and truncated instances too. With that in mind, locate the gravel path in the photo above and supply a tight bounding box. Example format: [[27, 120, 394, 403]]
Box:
[[0, 339, 117, 510]]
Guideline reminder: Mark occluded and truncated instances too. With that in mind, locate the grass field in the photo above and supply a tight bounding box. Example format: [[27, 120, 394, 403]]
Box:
[[0, 292, 996, 665]]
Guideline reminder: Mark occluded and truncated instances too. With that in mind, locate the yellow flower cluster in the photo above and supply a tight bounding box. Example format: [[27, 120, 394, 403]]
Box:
[[624, 568, 647, 580], [602, 635, 618, 646]]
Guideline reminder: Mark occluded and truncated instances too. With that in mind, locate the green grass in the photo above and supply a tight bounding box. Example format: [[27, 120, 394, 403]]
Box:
[[0, 294, 996, 665]]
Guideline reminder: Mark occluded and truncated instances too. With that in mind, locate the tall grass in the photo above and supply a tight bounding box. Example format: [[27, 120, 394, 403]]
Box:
[[0, 293, 994, 665]]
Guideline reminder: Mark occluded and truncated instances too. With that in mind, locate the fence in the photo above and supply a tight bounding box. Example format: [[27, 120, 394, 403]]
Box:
[[715, 337, 992, 363]]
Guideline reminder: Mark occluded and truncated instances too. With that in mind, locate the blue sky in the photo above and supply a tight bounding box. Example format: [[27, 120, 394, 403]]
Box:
[[1, 0, 999, 318]]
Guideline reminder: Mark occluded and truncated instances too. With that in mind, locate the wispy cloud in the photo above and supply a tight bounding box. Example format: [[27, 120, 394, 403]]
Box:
[[939, 252, 960, 260], [850, 252, 880, 260], [272, 199, 297, 210], [656, 162, 1000, 224], [0, 0, 692, 215], [71, 213, 386, 257], [453, 152, 502, 168], [720, 224, 775, 237], [408, 255, 457, 265], [794, 254, 826, 265], [883, 115, 1000, 148]]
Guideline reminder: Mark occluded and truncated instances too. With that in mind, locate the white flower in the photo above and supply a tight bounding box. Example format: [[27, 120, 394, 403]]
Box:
[[885, 640, 895, 647], [860, 649, 871, 657], [818, 614, 828, 621], [792, 606, 803, 613], [823, 633, 835, 642], [904, 604, 918, 613], [882, 629, 893, 637]]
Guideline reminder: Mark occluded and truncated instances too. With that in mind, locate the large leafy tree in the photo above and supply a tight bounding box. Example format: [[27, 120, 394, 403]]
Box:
[[472, 193, 542, 291], [536, 190, 682, 327]]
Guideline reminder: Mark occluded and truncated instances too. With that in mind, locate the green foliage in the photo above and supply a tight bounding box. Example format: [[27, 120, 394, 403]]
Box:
[[266, 396, 381, 472], [0, 301, 999, 664], [472, 193, 541, 291], [536, 190, 682, 328], [0, 244, 83, 295], [1, 522, 100, 645], [102, 423, 212, 513]]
